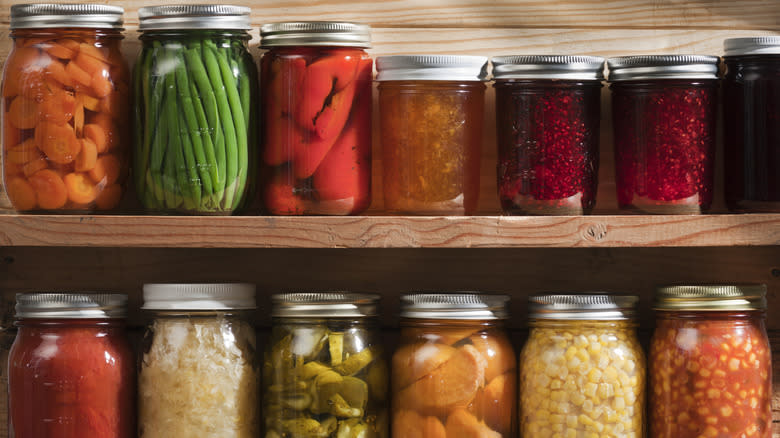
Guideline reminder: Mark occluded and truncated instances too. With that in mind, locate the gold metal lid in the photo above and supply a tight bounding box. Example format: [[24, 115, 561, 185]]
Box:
[[654, 284, 766, 311]]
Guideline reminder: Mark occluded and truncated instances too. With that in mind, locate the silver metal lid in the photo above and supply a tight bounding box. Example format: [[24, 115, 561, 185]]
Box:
[[272, 292, 379, 318], [724, 37, 780, 56], [607, 55, 719, 81], [138, 5, 251, 31], [376, 55, 489, 81], [10, 4, 124, 29], [529, 294, 638, 320], [492, 55, 605, 80], [260, 22, 371, 48], [400, 293, 509, 320], [142, 283, 256, 310], [655, 284, 766, 311], [16, 293, 127, 319]]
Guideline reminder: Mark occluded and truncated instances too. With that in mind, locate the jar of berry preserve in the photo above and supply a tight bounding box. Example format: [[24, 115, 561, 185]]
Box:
[[608, 55, 719, 214]]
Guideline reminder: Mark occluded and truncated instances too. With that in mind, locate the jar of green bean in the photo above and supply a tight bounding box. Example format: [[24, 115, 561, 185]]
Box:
[[134, 5, 257, 214]]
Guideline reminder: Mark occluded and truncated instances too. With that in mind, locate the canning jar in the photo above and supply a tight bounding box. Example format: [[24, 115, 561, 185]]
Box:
[[493, 55, 604, 215], [8, 293, 134, 438], [139, 283, 258, 437], [2, 4, 130, 212], [264, 293, 388, 438], [723, 37, 780, 212], [608, 55, 719, 214], [377, 56, 487, 215], [392, 293, 515, 437], [259, 22, 372, 215], [134, 6, 257, 215], [520, 294, 644, 437], [650, 285, 771, 438]]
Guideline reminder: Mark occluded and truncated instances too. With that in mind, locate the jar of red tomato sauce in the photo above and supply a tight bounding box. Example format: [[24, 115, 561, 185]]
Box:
[[259, 22, 373, 215], [2, 4, 130, 212], [8, 293, 135, 438], [608, 55, 719, 214], [650, 285, 771, 438]]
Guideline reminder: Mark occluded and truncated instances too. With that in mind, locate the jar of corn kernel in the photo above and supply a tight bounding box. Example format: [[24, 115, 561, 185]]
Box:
[[519, 294, 645, 438], [650, 285, 771, 438]]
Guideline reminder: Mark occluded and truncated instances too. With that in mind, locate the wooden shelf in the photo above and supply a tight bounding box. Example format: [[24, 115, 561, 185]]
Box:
[[0, 214, 777, 248]]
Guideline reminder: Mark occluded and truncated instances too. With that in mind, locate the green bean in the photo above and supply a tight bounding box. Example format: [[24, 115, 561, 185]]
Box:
[[214, 45, 247, 210], [162, 77, 194, 211], [177, 108, 203, 209]]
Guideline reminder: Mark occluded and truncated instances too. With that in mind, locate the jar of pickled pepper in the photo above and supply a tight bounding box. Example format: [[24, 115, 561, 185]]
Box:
[[723, 37, 780, 212], [2, 4, 130, 212], [259, 22, 373, 215], [650, 285, 771, 438], [393, 293, 516, 437], [493, 55, 604, 215], [264, 293, 388, 438], [608, 55, 719, 214], [377, 56, 487, 215]]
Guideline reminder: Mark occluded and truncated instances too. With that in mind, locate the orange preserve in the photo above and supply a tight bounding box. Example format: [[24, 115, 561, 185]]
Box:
[[2, 4, 130, 212], [650, 285, 771, 438], [392, 294, 516, 438], [377, 56, 487, 215]]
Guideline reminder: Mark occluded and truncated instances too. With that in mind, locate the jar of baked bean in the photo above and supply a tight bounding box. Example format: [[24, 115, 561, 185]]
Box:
[[519, 294, 644, 438], [650, 285, 771, 438]]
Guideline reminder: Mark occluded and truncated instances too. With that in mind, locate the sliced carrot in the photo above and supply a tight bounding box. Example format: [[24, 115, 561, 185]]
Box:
[[65, 61, 92, 88], [6, 138, 40, 164], [58, 39, 81, 54], [3, 125, 21, 150], [22, 157, 48, 177], [6, 177, 37, 211], [91, 73, 113, 98], [28, 168, 67, 209], [64, 172, 98, 204], [78, 92, 101, 112], [18, 70, 49, 101], [75, 50, 108, 76], [4, 47, 43, 74], [4, 161, 23, 178], [95, 183, 121, 210], [83, 123, 108, 153], [78, 43, 111, 64], [98, 89, 127, 119], [87, 113, 116, 150], [75, 138, 98, 172], [44, 42, 76, 60], [37, 90, 76, 125], [8, 96, 39, 129], [88, 154, 120, 185], [73, 99, 85, 136], [44, 59, 73, 87], [36, 121, 81, 164]]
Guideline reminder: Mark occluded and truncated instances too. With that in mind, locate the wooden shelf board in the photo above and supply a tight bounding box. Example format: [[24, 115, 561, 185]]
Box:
[[0, 214, 777, 248]]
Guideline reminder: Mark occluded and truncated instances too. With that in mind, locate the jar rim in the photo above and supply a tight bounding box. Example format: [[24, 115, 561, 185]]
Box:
[[15, 293, 127, 319], [10, 3, 124, 29]]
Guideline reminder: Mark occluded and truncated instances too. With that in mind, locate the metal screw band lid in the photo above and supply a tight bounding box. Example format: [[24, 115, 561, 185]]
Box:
[[400, 293, 509, 320], [260, 22, 371, 48], [724, 37, 780, 56], [529, 294, 638, 320], [15, 293, 128, 319], [655, 284, 766, 311], [142, 283, 256, 310], [492, 55, 605, 80], [272, 292, 379, 318], [138, 5, 251, 31], [11, 4, 124, 29], [376, 55, 489, 81], [607, 55, 719, 81]]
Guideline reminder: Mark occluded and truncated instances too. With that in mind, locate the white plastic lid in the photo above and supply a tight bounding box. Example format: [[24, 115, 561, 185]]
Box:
[[142, 283, 256, 310], [376, 55, 488, 81]]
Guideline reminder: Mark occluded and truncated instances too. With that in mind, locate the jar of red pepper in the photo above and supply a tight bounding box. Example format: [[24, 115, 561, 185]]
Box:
[[8, 293, 135, 438], [259, 22, 372, 215], [723, 37, 780, 212], [608, 55, 719, 214], [493, 55, 604, 215], [650, 285, 771, 438]]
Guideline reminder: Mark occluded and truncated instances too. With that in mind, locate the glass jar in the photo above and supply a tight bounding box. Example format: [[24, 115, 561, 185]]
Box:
[[608, 55, 719, 214], [134, 6, 257, 215], [377, 56, 487, 215], [259, 22, 372, 215], [392, 293, 516, 437], [493, 56, 604, 215], [519, 294, 645, 437], [650, 285, 771, 438], [264, 293, 388, 438], [8, 293, 134, 438], [2, 4, 130, 212], [723, 37, 780, 212], [139, 283, 258, 437]]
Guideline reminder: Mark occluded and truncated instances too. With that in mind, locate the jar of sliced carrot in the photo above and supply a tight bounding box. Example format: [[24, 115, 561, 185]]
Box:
[[392, 293, 516, 438], [2, 4, 129, 212]]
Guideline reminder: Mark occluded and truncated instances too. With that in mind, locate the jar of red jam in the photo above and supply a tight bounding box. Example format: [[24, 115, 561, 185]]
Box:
[[8, 293, 135, 438], [259, 22, 372, 215], [650, 285, 771, 438], [608, 55, 719, 214], [493, 56, 604, 215], [723, 37, 780, 212], [377, 56, 487, 215], [2, 4, 130, 213]]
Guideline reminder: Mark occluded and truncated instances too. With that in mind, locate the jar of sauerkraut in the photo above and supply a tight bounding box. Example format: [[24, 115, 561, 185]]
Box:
[[519, 294, 645, 438], [138, 283, 258, 438]]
